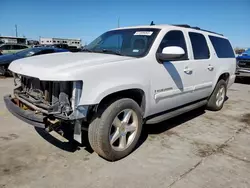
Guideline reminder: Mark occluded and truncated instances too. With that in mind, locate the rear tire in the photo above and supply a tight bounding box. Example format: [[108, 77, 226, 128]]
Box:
[[88, 98, 143, 161], [207, 79, 227, 111]]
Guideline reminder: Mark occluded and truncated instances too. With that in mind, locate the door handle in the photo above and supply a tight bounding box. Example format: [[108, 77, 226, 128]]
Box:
[[208, 65, 214, 71], [184, 67, 193, 74]]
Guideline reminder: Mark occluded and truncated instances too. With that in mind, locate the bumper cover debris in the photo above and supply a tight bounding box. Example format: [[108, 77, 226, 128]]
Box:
[[4, 95, 46, 128]]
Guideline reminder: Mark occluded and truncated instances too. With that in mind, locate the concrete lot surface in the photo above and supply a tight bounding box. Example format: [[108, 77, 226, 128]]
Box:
[[0, 78, 250, 188]]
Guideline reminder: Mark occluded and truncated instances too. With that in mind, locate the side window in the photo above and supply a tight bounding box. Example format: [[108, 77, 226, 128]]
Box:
[[1, 45, 11, 50], [20, 45, 28, 49], [158, 30, 188, 60], [209, 36, 235, 58], [189, 32, 210, 59], [12, 45, 21, 50], [100, 34, 123, 50]]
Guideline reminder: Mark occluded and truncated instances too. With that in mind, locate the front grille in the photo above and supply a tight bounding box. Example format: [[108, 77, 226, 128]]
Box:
[[238, 60, 250, 68], [16, 76, 74, 115]]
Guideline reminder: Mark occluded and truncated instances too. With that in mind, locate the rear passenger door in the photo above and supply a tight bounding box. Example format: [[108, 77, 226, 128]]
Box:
[[187, 32, 215, 101]]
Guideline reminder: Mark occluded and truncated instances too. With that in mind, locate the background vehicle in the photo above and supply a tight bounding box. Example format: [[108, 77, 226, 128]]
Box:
[[5, 24, 236, 161], [0, 47, 69, 76], [0, 43, 29, 55], [48, 44, 81, 52], [236, 48, 250, 78]]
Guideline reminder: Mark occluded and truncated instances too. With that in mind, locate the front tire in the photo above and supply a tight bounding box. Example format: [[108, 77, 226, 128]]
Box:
[[207, 79, 227, 111], [88, 98, 143, 161], [0, 66, 6, 76]]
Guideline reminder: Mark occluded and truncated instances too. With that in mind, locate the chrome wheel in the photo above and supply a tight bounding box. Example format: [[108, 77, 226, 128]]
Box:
[[109, 109, 138, 151], [216, 86, 225, 107]]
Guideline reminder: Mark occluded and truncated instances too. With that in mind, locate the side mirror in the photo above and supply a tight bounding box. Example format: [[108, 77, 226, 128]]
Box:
[[156, 46, 185, 62]]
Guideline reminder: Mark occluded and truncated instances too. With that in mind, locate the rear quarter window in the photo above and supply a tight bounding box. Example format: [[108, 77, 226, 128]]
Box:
[[209, 36, 235, 58]]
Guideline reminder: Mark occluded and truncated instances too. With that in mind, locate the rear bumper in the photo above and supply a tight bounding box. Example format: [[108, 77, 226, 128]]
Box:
[[4, 95, 46, 128], [228, 74, 236, 88], [236, 68, 250, 77]]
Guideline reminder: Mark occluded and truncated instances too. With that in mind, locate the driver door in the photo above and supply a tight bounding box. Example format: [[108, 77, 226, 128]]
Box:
[[149, 30, 195, 115]]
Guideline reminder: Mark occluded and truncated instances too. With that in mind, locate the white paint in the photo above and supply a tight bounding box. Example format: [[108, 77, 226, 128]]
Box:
[[9, 24, 236, 118], [162, 46, 185, 56]]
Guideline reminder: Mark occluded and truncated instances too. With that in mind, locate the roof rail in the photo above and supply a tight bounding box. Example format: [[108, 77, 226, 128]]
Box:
[[172, 24, 191, 28], [172, 24, 223, 36]]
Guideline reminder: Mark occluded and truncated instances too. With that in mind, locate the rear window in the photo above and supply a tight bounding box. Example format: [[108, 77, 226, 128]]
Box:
[[209, 36, 235, 58]]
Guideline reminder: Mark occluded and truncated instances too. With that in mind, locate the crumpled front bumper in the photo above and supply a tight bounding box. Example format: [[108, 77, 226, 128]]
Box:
[[4, 94, 89, 143], [4, 95, 46, 128]]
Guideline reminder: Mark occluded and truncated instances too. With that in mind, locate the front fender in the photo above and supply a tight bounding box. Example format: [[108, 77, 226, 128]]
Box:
[[79, 79, 147, 105]]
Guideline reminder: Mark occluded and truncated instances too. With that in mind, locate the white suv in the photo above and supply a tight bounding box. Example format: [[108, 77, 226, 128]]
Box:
[[5, 24, 236, 160]]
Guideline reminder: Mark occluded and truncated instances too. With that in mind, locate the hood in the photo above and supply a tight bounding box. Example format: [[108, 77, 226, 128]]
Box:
[[0, 53, 19, 65], [237, 55, 250, 60], [9, 52, 134, 80]]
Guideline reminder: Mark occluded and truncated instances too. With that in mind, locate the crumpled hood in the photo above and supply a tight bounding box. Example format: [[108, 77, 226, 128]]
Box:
[[9, 52, 134, 80]]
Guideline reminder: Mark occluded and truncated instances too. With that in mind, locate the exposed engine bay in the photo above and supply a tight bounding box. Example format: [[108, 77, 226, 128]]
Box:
[[13, 75, 84, 120]]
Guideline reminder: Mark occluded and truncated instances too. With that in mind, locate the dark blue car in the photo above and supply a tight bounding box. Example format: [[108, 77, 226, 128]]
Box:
[[236, 48, 250, 78], [0, 47, 69, 76]]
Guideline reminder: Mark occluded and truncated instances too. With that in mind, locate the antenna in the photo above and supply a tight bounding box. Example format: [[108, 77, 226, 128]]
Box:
[[150, 21, 155, 26], [15, 24, 18, 37]]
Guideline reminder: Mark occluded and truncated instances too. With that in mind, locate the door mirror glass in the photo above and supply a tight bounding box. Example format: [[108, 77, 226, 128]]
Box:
[[157, 46, 185, 62]]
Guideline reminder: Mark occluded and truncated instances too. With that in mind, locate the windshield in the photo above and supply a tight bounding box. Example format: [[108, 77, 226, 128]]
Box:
[[15, 48, 41, 57], [243, 48, 250, 55], [85, 28, 160, 57]]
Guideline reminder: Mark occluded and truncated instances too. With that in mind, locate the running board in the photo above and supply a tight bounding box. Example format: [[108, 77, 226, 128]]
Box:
[[146, 100, 207, 124]]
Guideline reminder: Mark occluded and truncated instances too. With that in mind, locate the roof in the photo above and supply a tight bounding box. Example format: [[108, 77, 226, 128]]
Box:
[[0, 43, 28, 46], [0, 36, 27, 39], [112, 24, 225, 37]]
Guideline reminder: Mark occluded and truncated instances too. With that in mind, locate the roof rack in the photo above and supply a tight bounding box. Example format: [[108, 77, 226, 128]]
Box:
[[172, 24, 223, 36]]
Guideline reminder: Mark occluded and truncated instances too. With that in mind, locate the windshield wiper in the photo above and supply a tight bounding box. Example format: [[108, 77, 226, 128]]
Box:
[[81, 48, 93, 52], [100, 49, 123, 56]]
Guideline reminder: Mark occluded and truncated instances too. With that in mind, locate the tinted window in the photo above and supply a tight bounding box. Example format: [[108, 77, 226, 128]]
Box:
[[101, 34, 123, 49], [209, 36, 235, 58], [19, 45, 28, 49], [158, 30, 188, 60], [86, 28, 160, 57], [0, 45, 11, 50], [189, 32, 210, 59], [12, 45, 21, 50], [12, 45, 27, 50]]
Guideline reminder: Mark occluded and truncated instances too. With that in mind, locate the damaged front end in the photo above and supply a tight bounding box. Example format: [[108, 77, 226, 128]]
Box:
[[4, 75, 88, 143]]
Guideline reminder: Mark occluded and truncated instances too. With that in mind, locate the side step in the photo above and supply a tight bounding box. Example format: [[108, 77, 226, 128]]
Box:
[[146, 100, 207, 124]]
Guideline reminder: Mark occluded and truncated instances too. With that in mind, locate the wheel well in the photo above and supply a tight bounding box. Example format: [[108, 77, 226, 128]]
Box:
[[97, 89, 145, 114], [218, 73, 230, 84]]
